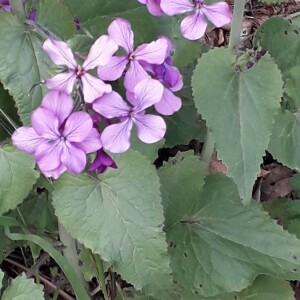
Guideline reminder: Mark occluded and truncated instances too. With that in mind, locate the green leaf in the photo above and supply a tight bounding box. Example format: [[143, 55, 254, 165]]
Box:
[[284, 65, 300, 110], [159, 155, 300, 297], [0, 145, 39, 215], [268, 109, 300, 171], [0, 13, 50, 125], [37, 0, 75, 40], [52, 150, 175, 299], [2, 273, 44, 300], [79, 245, 97, 282], [192, 47, 282, 203], [0, 227, 17, 263]]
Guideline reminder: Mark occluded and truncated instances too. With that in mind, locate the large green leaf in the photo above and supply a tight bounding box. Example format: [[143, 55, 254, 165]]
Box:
[[0, 145, 39, 215], [0, 13, 50, 125], [37, 0, 75, 40], [159, 154, 300, 297], [1, 273, 44, 300], [52, 150, 175, 299], [192, 47, 282, 203], [268, 109, 300, 171]]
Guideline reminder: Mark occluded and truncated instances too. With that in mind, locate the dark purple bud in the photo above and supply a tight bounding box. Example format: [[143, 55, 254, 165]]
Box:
[[88, 149, 117, 174]]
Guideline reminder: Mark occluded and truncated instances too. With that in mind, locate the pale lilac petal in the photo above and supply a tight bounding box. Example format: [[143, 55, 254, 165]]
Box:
[[125, 90, 139, 106], [163, 64, 183, 91], [134, 79, 164, 111], [31, 108, 60, 139], [181, 11, 207, 40], [35, 140, 63, 172], [134, 114, 166, 143], [147, 0, 164, 16], [108, 18, 134, 54], [101, 119, 133, 153], [160, 0, 194, 15], [138, 0, 147, 4], [61, 142, 86, 174], [81, 73, 112, 103], [73, 128, 102, 153], [97, 56, 128, 81], [93, 91, 130, 119], [43, 39, 77, 69], [124, 60, 150, 92], [63, 112, 93, 142], [46, 72, 77, 94], [43, 163, 67, 179], [155, 87, 182, 115], [135, 38, 168, 64], [82, 35, 118, 70], [202, 2, 232, 28], [12, 127, 43, 154], [41, 91, 73, 124]]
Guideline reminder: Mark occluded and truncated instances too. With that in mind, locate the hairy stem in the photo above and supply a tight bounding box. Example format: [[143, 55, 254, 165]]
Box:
[[93, 253, 109, 300], [229, 0, 247, 50], [201, 130, 215, 166]]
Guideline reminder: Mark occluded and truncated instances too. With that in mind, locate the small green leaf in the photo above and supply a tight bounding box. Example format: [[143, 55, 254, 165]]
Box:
[[192, 47, 282, 203], [37, 0, 76, 39], [0, 145, 39, 215], [79, 245, 97, 281], [2, 273, 44, 300], [268, 110, 300, 171], [160, 155, 300, 297], [0, 13, 50, 125], [52, 150, 175, 299]]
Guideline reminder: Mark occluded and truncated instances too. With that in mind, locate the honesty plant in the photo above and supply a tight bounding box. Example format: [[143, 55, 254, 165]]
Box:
[[2, 0, 300, 299]]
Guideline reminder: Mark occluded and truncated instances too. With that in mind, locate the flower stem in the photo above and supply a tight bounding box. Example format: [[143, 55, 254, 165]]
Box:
[[201, 129, 214, 166], [93, 253, 109, 300], [229, 0, 247, 50]]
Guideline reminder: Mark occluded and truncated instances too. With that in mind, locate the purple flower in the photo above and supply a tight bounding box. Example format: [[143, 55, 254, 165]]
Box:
[[12, 91, 102, 179], [88, 149, 117, 174], [28, 9, 37, 21], [140, 37, 183, 115], [97, 18, 168, 92], [43, 36, 118, 103], [93, 79, 166, 153], [160, 0, 232, 40], [137, 0, 163, 16], [0, 0, 10, 12]]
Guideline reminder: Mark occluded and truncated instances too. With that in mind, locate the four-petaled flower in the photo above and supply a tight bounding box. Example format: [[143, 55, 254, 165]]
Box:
[[97, 18, 168, 92], [93, 79, 166, 153], [43, 36, 118, 103], [137, 0, 163, 16], [12, 91, 102, 178], [160, 0, 232, 40]]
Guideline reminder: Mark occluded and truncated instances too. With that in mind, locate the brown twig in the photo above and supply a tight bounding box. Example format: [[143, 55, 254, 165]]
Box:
[[4, 257, 75, 300]]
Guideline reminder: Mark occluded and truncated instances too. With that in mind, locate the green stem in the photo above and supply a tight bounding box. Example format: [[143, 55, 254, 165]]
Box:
[[93, 253, 109, 300], [201, 130, 214, 166], [229, 0, 247, 50], [0, 108, 18, 130]]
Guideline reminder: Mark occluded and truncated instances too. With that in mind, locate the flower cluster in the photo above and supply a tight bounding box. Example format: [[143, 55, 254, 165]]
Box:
[[138, 0, 232, 40], [12, 18, 183, 178]]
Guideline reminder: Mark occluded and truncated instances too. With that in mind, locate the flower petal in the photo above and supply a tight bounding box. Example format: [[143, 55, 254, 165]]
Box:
[[134, 78, 164, 111], [63, 111, 93, 143], [88, 149, 117, 173], [135, 38, 168, 64], [46, 72, 77, 94], [108, 18, 134, 54], [155, 87, 182, 115], [93, 91, 130, 119], [101, 119, 133, 153], [147, 0, 164, 16], [43, 39, 77, 69], [124, 60, 150, 92], [41, 90, 73, 124], [97, 56, 128, 81], [73, 128, 102, 153], [134, 114, 166, 143], [61, 142, 86, 174], [81, 73, 112, 103], [180, 11, 207, 40], [82, 35, 118, 70], [12, 127, 43, 154], [35, 140, 63, 172], [162, 64, 183, 91], [160, 0, 194, 15], [31, 107, 60, 139], [203, 2, 232, 28], [43, 163, 67, 179]]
